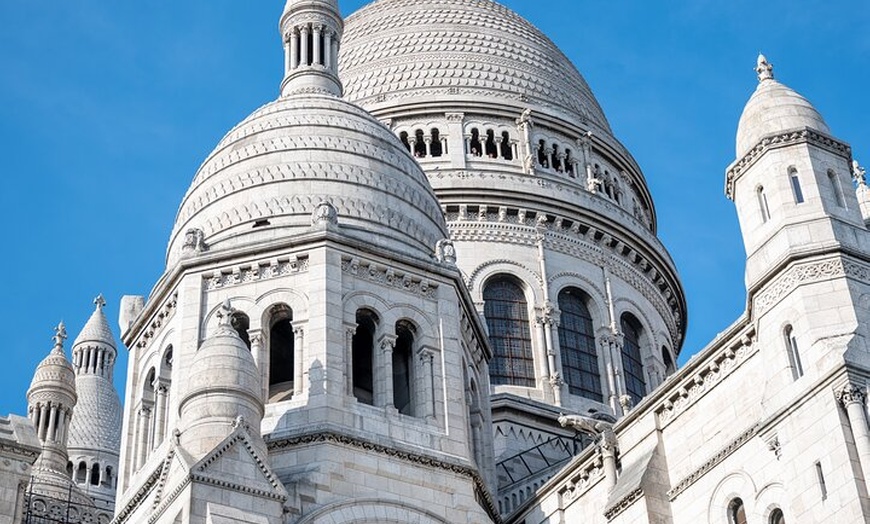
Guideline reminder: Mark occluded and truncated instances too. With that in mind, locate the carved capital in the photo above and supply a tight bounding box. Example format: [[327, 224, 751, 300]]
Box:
[[837, 383, 867, 407]]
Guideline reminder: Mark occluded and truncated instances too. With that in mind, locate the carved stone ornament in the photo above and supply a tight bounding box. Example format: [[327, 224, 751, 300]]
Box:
[[853, 160, 867, 186], [182, 228, 207, 256], [837, 383, 867, 407], [435, 238, 457, 265], [311, 201, 339, 227]]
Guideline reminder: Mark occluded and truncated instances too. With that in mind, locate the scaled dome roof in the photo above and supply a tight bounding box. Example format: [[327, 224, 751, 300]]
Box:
[[168, 94, 449, 266], [339, 0, 612, 133]]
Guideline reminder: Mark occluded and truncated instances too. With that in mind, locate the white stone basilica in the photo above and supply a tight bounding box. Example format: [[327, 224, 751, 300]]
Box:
[[5, 0, 870, 523]]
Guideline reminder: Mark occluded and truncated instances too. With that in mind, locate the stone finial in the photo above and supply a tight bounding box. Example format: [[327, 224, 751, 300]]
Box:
[[311, 201, 339, 227], [853, 160, 867, 186], [52, 321, 67, 352], [216, 299, 237, 331], [93, 294, 106, 311], [182, 228, 207, 257], [756, 54, 775, 83], [435, 239, 457, 265]]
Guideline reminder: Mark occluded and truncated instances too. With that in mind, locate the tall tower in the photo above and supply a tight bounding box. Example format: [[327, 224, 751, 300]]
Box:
[[66, 295, 123, 512], [113, 1, 495, 523]]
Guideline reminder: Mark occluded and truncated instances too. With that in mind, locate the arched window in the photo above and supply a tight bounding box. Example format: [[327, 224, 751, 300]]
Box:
[[565, 149, 574, 175], [66, 462, 73, 478], [500, 131, 513, 160], [230, 311, 251, 350], [76, 461, 88, 483], [728, 498, 748, 524], [104, 466, 113, 488], [557, 288, 602, 401], [662, 346, 676, 375], [485, 129, 498, 158], [470, 128, 482, 156], [352, 309, 378, 405], [483, 277, 535, 387], [783, 324, 803, 380], [551, 144, 562, 172], [393, 321, 415, 415], [828, 170, 845, 208], [769, 508, 786, 524], [757, 185, 771, 223], [399, 131, 411, 152], [268, 305, 295, 402], [537, 140, 549, 168], [789, 167, 804, 204], [430, 128, 443, 157], [414, 129, 426, 158], [620, 313, 647, 404], [90, 463, 100, 486]]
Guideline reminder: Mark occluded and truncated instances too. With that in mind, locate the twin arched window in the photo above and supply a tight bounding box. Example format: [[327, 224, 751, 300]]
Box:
[[557, 288, 602, 401], [620, 313, 647, 405], [483, 277, 535, 387]]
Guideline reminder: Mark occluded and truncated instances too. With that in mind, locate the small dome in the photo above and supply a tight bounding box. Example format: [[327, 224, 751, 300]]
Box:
[[28, 324, 76, 402], [182, 325, 262, 411], [167, 94, 448, 267], [736, 56, 830, 157], [340, 0, 612, 133]]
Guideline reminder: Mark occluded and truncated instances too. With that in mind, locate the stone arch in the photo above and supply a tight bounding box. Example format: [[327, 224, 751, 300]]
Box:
[[296, 499, 449, 524], [253, 287, 309, 330], [468, 259, 543, 302], [380, 304, 439, 351], [753, 481, 787, 524], [548, 272, 608, 329], [343, 291, 391, 326], [613, 297, 658, 349], [707, 470, 757, 524]]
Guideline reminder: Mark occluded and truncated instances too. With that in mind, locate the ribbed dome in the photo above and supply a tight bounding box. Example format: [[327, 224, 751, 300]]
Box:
[[339, 0, 611, 133], [29, 338, 76, 400], [167, 94, 448, 266], [736, 78, 830, 157], [67, 375, 122, 452]]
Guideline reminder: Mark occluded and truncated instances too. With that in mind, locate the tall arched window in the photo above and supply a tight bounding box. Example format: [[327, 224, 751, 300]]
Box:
[[783, 324, 804, 380], [393, 321, 415, 415], [399, 131, 411, 152], [728, 498, 748, 524], [757, 185, 771, 223], [483, 277, 535, 387], [789, 167, 804, 204], [352, 309, 378, 405], [500, 131, 513, 160], [413, 129, 426, 158], [537, 140, 549, 168], [268, 305, 295, 402], [430, 128, 443, 157], [620, 313, 647, 404], [828, 169, 845, 208], [485, 129, 498, 158], [769, 508, 786, 524], [470, 128, 482, 156], [557, 288, 602, 401]]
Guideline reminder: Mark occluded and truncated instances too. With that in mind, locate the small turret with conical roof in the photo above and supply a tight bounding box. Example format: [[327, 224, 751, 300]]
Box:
[[67, 294, 123, 510]]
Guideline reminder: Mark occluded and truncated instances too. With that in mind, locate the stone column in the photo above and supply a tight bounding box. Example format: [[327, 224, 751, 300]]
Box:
[[441, 137, 449, 155], [38, 403, 48, 441], [47, 404, 58, 443], [496, 139, 504, 159], [324, 30, 333, 69], [837, 384, 870, 487], [300, 25, 310, 67], [331, 37, 339, 74], [153, 383, 168, 448], [600, 429, 618, 488], [135, 405, 152, 469], [313, 25, 322, 66], [378, 335, 397, 409], [534, 317, 550, 391], [419, 350, 436, 420], [249, 331, 266, 402], [545, 314, 564, 407], [345, 325, 356, 397], [424, 137, 432, 157], [290, 29, 299, 70], [294, 327, 305, 396]]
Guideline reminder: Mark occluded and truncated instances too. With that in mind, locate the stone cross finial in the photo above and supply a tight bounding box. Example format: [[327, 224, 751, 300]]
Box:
[[94, 294, 106, 311], [53, 321, 68, 350], [853, 160, 867, 186], [216, 299, 236, 328], [756, 54, 774, 82]]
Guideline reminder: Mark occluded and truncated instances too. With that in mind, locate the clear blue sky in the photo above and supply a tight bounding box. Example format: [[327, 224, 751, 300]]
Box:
[[1, 1, 867, 417]]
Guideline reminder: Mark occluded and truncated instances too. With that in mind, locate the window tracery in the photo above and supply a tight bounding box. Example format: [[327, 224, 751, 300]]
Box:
[[620, 313, 647, 405], [557, 288, 602, 401], [483, 276, 535, 387]]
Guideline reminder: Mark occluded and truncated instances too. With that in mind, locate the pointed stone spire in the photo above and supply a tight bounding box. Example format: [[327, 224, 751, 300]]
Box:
[[756, 53, 775, 83], [280, 0, 344, 97], [72, 294, 117, 378]]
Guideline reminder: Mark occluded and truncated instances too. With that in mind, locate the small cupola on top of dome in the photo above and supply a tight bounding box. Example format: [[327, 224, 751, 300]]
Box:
[[736, 54, 831, 157], [71, 294, 117, 379], [280, 0, 344, 97]]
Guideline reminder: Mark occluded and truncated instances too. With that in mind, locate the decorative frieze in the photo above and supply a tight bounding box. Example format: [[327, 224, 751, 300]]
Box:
[[134, 293, 179, 351], [754, 257, 870, 316], [203, 256, 309, 291], [341, 256, 438, 299], [656, 329, 756, 426], [667, 424, 760, 501], [604, 487, 643, 521], [557, 453, 605, 507]]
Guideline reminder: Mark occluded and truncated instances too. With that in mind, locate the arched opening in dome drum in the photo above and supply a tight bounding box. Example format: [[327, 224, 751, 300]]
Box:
[[90, 463, 100, 486], [399, 131, 411, 153], [558, 287, 602, 402], [469, 128, 482, 156], [537, 140, 549, 168], [393, 321, 415, 415], [268, 305, 295, 403], [620, 313, 647, 405], [76, 461, 87, 484], [430, 128, 443, 157], [66, 462, 73, 478], [500, 131, 513, 160], [230, 311, 251, 350], [483, 276, 535, 387], [414, 129, 426, 158], [565, 149, 574, 176], [485, 130, 498, 158], [352, 309, 378, 405], [551, 144, 562, 172], [104, 466, 113, 488]]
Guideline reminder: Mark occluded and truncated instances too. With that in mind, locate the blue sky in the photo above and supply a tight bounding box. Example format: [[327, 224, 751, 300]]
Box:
[[0, 1, 867, 417]]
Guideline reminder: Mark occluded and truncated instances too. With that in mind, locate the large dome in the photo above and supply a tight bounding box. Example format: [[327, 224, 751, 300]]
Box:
[[339, 0, 612, 133], [167, 94, 449, 266]]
